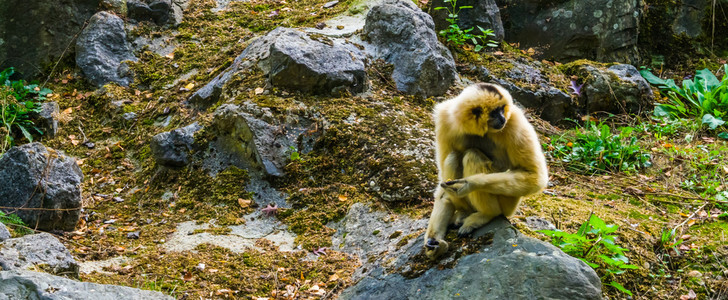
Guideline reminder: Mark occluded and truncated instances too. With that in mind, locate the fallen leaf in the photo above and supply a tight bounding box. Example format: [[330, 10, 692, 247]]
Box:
[[255, 87, 265, 95], [493, 51, 504, 56], [680, 234, 692, 241], [680, 289, 697, 300], [165, 52, 175, 59], [238, 198, 252, 208], [183, 270, 193, 281], [185, 83, 195, 90], [338, 194, 348, 201]]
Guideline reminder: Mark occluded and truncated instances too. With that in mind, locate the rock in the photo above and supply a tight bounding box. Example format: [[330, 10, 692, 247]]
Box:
[[339, 216, 602, 299], [0, 269, 174, 299], [0, 143, 83, 231], [151, 123, 201, 167], [0, 223, 10, 241], [128, 0, 172, 25], [267, 28, 367, 95], [525, 216, 556, 231], [122, 112, 138, 120], [101, 0, 128, 15], [330, 203, 428, 279], [364, 0, 457, 97], [189, 27, 367, 107], [0, 0, 99, 79], [204, 104, 315, 177], [0, 233, 79, 275], [76, 11, 138, 88], [498, 0, 641, 64], [429, 0, 504, 41], [34, 102, 59, 138], [562, 61, 652, 114]]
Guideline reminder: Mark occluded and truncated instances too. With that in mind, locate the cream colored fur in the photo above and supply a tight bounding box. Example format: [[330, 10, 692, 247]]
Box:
[[424, 83, 548, 259]]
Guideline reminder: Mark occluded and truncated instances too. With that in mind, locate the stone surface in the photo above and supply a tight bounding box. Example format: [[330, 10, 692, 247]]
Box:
[[0, 233, 79, 275], [0, 0, 99, 79], [76, 11, 138, 88], [330, 203, 428, 280], [564, 62, 652, 114], [267, 28, 367, 95], [0, 143, 83, 231], [497, 0, 641, 64], [429, 0, 504, 41], [35, 102, 60, 138], [0, 223, 10, 241], [364, 0, 457, 96], [128, 0, 172, 25], [0, 270, 174, 299], [151, 123, 201, 167], [339, 216, 602, 299], [100, 0, 128, 15]]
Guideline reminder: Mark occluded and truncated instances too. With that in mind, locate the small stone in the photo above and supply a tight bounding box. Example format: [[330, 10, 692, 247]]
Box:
[[112, 197, 124, 203], [122, 112, 137, 120], [127, 231, 140, 239], [336, 25, 344, 30], [323, 0, 339, 8], [315, 22, 326, 29]]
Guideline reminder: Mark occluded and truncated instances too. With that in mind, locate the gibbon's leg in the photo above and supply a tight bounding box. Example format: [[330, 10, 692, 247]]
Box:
[[457, 149, 501, 236], [425, 152, 462, 259], [424, 187, 454, 259], [498, 195, 522, 217]]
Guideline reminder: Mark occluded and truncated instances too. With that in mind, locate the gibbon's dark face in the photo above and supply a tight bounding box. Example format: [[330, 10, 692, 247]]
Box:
[[454, 83, 513, 136]]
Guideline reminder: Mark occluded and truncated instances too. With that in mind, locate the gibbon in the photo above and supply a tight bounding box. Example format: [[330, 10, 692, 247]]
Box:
[[424, 83, 548, 259]]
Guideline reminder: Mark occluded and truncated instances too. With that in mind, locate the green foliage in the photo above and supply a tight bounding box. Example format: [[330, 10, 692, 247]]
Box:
[[0, 67, 51, 154], [539, 214, 638, 296], [289, 146, 302, 161], [640, 64, 728, 130], [546, 122, 652, 174], [0, 210, 33, 236], [434, 0, 498, 52]]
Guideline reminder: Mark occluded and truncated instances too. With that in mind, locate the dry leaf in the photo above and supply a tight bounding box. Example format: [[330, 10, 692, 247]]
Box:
[[493, 51, 504, 56], [183, 270, 193, 281], [338, 194, 348, 201], [185, 83, 195, 90], [255, 87, 265, 95], [238, 198, 252, 208], [165, 53, 175, 59]]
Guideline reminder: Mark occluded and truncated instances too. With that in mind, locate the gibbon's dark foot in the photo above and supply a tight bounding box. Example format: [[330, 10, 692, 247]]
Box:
[[448, 222, 463, 230], [425, 238, 439, 249], [457, 225, 476, 237]]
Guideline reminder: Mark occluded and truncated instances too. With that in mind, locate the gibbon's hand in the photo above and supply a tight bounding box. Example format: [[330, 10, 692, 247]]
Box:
[[441, 179, 471, 198]]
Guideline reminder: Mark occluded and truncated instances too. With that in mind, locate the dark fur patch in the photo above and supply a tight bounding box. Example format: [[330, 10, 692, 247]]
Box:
[[475, 83, 502, 97]]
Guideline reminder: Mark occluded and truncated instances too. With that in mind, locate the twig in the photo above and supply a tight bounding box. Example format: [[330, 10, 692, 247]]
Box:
[[671, 202, 708, 233], [41, 17, 91, 88]]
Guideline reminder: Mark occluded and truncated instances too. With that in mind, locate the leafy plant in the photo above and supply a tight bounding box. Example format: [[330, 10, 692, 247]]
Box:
[[546, 122, 652, 174], [289, 145, 302, 162], [434, 0, 498, 52], [639, 64, 728, 130], [539, 213, 639, 296], [0, 210, 33, 236], [0, 67, 50, 154]]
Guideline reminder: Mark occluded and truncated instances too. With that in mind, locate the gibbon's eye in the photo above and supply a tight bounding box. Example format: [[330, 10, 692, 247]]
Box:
[[471, 107, 483, 119], [488, 105, 506, 130]]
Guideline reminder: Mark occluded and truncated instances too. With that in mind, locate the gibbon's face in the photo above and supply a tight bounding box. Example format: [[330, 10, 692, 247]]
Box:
[[454, 83, 512, 136]]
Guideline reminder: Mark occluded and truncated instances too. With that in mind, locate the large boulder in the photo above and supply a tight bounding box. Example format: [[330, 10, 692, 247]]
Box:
[[150, 123, 201, 167], [561, 61, 652, 114], [496, 0, 641, 64], [0, 143, 83, 231], [0, 270, 174, 299], [0, 223, 9, 241], [429, 0, 504, 41], [0, 233, 79, 275], [189, 27, 367, 107], [76, 11, 138, 87], [127, 0, 172, 26], [0, 0, 100, 79], [364, 0, 457, 97], [268, 28, 367, 95], [339, 216, 602, 299]]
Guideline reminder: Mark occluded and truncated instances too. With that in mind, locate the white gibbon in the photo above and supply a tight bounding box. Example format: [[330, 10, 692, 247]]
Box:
[[424, 83, 548, 259]]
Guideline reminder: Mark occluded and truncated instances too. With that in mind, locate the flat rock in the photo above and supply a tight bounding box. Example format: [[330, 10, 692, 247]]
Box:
[[0, 233, 79, 276], [0, 269, 173, 299]]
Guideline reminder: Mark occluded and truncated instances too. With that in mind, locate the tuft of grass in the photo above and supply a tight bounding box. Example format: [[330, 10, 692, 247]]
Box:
[[0, 210, 33, 236], [0, 67, 52, 154]]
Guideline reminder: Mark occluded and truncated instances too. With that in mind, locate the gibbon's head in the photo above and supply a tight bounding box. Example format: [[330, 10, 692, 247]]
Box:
[[453, 83, 513, 136]]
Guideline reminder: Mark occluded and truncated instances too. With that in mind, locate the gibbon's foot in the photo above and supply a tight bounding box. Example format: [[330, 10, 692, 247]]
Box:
[[441, 179, 471, 198], [457, 224, 477, 237], [424, 238, 448, 259]]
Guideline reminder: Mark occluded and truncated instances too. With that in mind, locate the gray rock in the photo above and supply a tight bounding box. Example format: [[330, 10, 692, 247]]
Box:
[[128, 0, 171, 25], [101, 0, 128, 15], [0, 233, 79, 275], [525, 216, 556, 231], [339, 216, 602, 299], [76, 11, 138, 88], [122, 112, 138, 120], [0, 270, 174, 299], [0, 223, 10, 241], [330, 203, 428, 280], [364, 0, 457, 96], [35, 102, 59, 138], [429, 0, 504, 41], [566, 62, 652, 114], [0, 0, 99, 79], [151, 123, 201, 167], [498, 0, 641, 64], [0, 143, 83, 231], [268, 28, 367, 95]]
